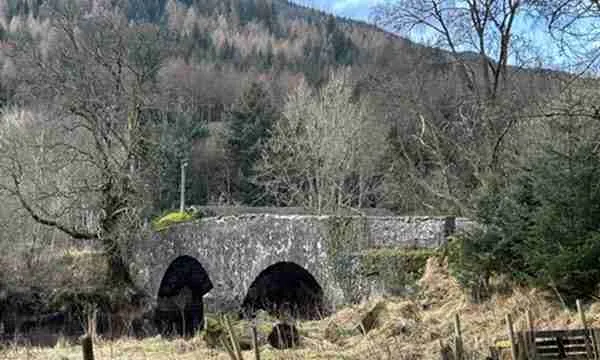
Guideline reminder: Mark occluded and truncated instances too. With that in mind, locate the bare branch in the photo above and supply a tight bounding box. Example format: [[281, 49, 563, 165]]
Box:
[[4, 174, 97, 240]]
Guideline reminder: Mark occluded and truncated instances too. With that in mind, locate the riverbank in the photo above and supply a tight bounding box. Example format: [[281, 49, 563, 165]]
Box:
[[3, 258, 599, 359]]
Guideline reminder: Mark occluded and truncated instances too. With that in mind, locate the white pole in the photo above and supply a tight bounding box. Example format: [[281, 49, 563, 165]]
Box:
[[180, 160, 188, 213]]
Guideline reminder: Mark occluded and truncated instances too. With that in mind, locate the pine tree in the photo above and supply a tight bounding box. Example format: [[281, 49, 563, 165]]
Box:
[[228, 0, 240, 28], [227, 81, 276, 204], [451, 105, 600, 302], [256, 0, 274, 32]]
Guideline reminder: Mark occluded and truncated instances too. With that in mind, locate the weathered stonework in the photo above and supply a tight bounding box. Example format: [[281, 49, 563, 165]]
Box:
[[129, 214, 456, 312]]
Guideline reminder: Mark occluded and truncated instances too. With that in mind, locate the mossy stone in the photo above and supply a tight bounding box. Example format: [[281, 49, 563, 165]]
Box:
[[359, 248, 437, 295]]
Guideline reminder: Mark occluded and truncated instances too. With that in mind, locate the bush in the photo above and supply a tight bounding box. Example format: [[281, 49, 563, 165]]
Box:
[[447, 232, 500, 302]]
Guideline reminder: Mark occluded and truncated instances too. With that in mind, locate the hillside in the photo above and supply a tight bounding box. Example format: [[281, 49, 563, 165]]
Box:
[[0, 0, 512, 215]]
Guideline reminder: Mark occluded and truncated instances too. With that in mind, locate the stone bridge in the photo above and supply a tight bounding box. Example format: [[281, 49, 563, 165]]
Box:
[[129, 212, 468, 335]]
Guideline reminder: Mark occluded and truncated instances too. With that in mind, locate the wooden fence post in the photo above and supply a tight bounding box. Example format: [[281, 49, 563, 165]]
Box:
[[526, 309, 536, 359], [592, 329, 600, 360], [454, 313, 464, 360], [251, 322, 261, 360], [506, 314, 518, 360], [223, 315, 243, 360], [81, 335, 94, 360], [577, 299, 594, 359]]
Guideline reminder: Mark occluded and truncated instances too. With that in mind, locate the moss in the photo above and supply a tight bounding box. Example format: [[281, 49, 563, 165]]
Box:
[[152, 211, 198, 231], [360, 248, 437, 295]]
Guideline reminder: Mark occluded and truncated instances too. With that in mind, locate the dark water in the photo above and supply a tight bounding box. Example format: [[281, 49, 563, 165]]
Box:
[[0, 310, 156, 347]]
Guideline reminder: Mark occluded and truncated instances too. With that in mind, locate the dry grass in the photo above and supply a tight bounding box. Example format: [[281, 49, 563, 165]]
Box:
[[2, 257, 600, 360]]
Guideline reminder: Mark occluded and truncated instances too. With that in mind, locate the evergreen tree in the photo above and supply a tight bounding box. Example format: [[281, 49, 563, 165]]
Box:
[[227, 81, 276, 204], [256, 0, 274, 32], [450, 108, 600, 302], [258, 42, 274, 70], [228, 0, 241, 28], [145, 111, 210, 211], [325, 14, 336, 35], [323, 15, 355, 65]]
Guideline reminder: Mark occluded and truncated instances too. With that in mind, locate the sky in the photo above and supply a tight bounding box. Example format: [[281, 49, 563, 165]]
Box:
[[291, 0, 381, 23], [290, 0, 599, 74]]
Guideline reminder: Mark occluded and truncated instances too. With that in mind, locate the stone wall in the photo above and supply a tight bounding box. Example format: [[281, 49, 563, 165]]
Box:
[[130, 214, 456, 312]]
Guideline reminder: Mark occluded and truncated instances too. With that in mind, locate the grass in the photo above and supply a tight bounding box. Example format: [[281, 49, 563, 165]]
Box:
[[3, 258, 600, 360], [0, 337, 221, 360], [0, 337, 353, 360]]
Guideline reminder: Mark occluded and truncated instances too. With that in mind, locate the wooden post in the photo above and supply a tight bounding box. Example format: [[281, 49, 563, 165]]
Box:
[[276, 323, 283, 349], [526, 309, 536, 359], [219, 336, 236, 360], [506, 314, 518, 360], [578, 299, 589, 329], [223, 315, 242, 360], [251, 323, 261, 360], [577, 299, 594, 359], [518, 332, 529, 360], [291, 322, 296, 349], [592, 329, 600, 360], [81, 335, 94, 360], [454, 313, 464, 360]]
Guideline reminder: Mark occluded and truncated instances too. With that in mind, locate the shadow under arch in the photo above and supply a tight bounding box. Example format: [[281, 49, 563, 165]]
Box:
[[155, 255, 213, 337], [241, 262, 325, 320]]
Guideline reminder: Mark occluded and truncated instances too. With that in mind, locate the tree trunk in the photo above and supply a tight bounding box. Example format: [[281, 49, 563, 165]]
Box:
[[104, 239, 133, 287]]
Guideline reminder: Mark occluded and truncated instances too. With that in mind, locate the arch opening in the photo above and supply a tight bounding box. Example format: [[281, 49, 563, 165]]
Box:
[[155, 256, 213, 337], [241, 262, 325, 320]]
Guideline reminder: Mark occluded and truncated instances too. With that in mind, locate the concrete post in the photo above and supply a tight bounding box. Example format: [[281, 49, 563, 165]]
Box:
[[180, 160, 188, 213]]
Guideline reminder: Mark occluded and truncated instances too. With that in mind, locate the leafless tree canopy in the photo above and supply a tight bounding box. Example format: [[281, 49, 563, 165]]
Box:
[[0, 5, 167, 285], [257, 70, 388, 214]]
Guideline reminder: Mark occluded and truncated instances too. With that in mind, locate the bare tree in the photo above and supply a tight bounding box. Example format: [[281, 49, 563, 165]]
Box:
[[374, 0, 532, 100], [0, 3, 166, 286], [532, 0, 600, 74], [368, 0, 572, 214], [256, 70, 388, 214]]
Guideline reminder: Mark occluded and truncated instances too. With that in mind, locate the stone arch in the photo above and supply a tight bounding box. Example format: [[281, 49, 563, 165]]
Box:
[[155, 255, 213, 337], [241, 262, 325, 320]]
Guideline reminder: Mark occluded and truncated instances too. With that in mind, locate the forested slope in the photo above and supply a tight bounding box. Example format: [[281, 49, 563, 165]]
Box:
[[0, 0, 598, 299]]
